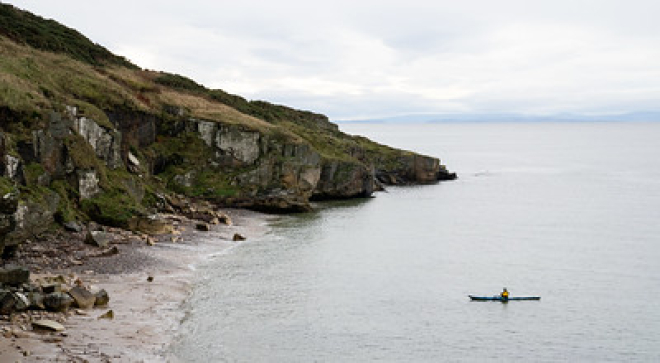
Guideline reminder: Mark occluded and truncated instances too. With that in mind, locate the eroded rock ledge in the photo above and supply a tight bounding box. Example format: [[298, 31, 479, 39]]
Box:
[[0, 104, 454, 256]]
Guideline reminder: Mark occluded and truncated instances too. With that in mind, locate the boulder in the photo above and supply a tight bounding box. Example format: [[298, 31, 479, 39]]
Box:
[[217, 213, 232, 225], [85, 231, 114, 248], [0, 291, 29, 314], [0, 265, 30, 286], [68, 286, 96, 310], [94, 289, 109, 306], [27, 291, 45, 310], [41, 283, 62, 294], [196, 223, 210, 231], [13, 292, 29, 311], [32, 319, 65, 332], [43, 292, 74, 312], [93, 245, 119, 257], [64, 221, 84, 232], [1, 290, 17, 314], [232, 233, 246, 241], [128, 216, 174, 235]]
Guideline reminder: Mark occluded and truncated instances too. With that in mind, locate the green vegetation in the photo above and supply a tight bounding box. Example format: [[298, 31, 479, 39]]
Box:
[[64, 135, 103, 171], [51, 179, 79, 223], [154, 73, 207, 93], [22, 162, 45, 186], [0, 3, 135, 68], [0, 176, 15, 195], [81, 188, 142, 228]]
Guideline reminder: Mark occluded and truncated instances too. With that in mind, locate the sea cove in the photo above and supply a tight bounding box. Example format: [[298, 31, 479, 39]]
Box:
[[173, 122, 660, 362]]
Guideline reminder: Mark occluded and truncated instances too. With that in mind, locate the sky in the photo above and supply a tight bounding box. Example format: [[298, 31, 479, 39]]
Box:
[[5, 0, 660, 120]]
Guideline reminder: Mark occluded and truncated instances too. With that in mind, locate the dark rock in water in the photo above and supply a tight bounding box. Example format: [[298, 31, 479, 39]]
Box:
[[43, 292, 74, 312], [28, 291, 45, 310], [195, 223, 210, 231], [85, 230, 114, 248], [64, 221, 83, 232], [0, 265, 30, 286], [94, 289, 109, 306], [68, 286, 96, 310], [32, 319, 65, 332], [232, 233, 246, 241]]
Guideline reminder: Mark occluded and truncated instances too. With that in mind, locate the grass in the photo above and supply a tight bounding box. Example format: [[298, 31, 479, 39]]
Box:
[[50, 179, 79, 223], [0, 3, 135, 68], [0, 176, 15, 195], [81, 188, 142, 228]]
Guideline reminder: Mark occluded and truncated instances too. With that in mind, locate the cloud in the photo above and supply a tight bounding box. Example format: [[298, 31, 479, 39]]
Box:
[[5, 0, 660, 119]]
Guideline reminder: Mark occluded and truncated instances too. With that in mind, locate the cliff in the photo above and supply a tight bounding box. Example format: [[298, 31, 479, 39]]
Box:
[[0, 3, 455, 257]]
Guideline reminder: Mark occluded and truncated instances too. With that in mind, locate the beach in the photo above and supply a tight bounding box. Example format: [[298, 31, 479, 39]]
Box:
[[0, 209, 272, 362]]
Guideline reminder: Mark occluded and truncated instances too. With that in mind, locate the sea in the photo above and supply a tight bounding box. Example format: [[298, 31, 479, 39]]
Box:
[[171, 121, 660, 362]]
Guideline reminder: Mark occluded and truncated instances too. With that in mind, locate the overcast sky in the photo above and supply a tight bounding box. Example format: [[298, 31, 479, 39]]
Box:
[[6, 1, 660, 120]]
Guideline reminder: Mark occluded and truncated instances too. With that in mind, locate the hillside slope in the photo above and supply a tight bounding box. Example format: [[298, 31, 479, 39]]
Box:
[[0, 3, 455, 256]]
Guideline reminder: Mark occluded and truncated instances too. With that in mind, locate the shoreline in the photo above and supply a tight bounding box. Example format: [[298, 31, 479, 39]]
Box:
[[0, 208, 275, 362]]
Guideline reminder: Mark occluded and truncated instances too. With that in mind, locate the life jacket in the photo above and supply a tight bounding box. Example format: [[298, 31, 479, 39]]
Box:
[[502, 291, 509, 298]]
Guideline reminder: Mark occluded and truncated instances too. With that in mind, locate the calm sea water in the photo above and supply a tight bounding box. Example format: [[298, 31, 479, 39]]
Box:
[[172, 122, 660, 362]]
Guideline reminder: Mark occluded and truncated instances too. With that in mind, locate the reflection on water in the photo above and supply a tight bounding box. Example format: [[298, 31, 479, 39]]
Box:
[[173, 122, 660, 362]]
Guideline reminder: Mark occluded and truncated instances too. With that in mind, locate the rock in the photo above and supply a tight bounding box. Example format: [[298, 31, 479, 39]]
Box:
[[232, 233, 246, 241], [127, 151, 140, 166], [93, 246, 119, 257], [77, 170, 100, 200], [196, 223, 210, 231], [146, 276, 154, 282], [43, 292, 74, 312], [217, 213, 232, 225], [0, 291, 30, 314], [0, 265, 30, 286], [68, 286, 96, 310], [13, 292, 30, 311], [0, 290, 18, 314], [94, 289, 109, 306], [128, 216, 174, 235], [85, 231, 114, 248], [72, 116, 122, 169], [4, 190, 60, 249], [32, 319, 65, 332], [41, 283, 62, 294], [27, 292, 45, 310], [98, 309, 114, 320], [63, 221, 83, 232], [146, 237, 156, 246]]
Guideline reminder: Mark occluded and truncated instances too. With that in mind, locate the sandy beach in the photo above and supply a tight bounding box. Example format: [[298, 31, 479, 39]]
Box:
[[0, 209, 274, 362]]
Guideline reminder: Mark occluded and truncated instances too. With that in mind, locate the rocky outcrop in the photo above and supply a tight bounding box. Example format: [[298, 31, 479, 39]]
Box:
[[70, 107, 122, 169], [3, 190, 60, 254], [313, 159, 375, 200]]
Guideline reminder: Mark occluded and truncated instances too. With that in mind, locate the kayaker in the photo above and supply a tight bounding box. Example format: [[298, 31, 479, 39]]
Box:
[[501, 288, 509, 301]]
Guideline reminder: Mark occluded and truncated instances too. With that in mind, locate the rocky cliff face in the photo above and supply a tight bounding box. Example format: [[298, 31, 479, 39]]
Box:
[[0, 104, 453, 255], [0, 4, 455, 257]]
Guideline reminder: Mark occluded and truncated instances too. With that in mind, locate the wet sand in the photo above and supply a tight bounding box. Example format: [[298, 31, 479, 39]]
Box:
[[0, 209, 274, 362]]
